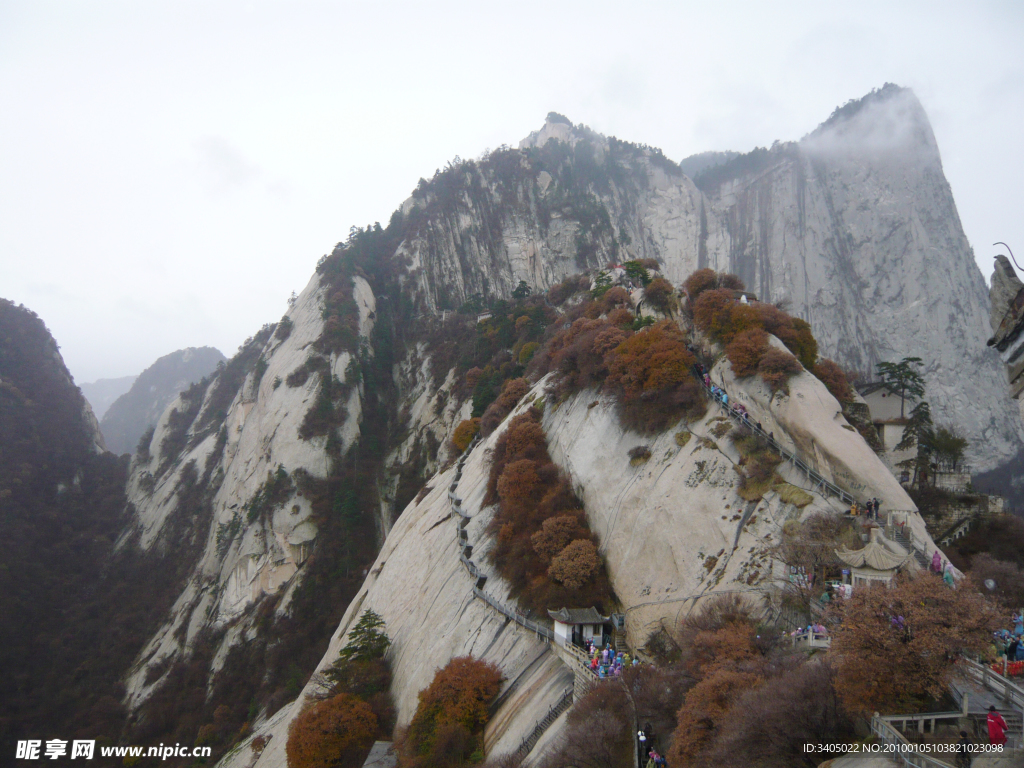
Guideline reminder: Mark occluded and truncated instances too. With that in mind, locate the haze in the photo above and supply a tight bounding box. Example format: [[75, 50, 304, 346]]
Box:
[[1, 0, 1021, 383]]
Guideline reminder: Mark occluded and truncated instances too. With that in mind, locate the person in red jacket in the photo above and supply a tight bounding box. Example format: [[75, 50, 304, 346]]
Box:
[[987, 705, 1008, 746]]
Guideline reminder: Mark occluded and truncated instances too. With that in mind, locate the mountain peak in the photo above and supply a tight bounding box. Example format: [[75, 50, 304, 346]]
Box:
[[803, 83, 938, 159], [519, 112, 603, 150]]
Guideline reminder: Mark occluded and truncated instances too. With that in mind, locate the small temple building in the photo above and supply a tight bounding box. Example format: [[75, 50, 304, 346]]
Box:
[[835, 528, 915, 588], [548, 607, 610, 648]]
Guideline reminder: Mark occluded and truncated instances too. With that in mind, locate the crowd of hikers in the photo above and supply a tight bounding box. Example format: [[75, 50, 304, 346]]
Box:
[[583, 638, 638, 678]]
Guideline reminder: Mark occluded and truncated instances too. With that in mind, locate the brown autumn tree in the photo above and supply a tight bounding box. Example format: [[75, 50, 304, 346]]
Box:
[[683, 268, 720, 301], [691, 288, 738, 341], [706, 659, 855, 768], [286, 693, 378, 768], [606, 321, 694, 398], [451, 419, 481, 452], [668, 669, 763, 766], [531, 514, 586, 559], [644, 277, 676, 315], [547, 539, 601, 589], [496, 459, 541, 504], [829, 572, 999, 715], [480, 377, 531, 435], [812, 358, 854, 403], [403, 656, 502, 767], [725, 328, 770, 377], [757, 348, 802, 393]]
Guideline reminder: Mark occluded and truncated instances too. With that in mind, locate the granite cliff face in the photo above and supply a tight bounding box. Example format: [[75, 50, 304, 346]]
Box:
[[109, 86, 1010, 761]]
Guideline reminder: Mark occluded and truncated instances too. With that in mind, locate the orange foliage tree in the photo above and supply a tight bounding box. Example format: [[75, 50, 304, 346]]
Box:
[[548, 539, 601, 589], [485, 409, 614, 612], [812, 359, 854, 403], [531, 514, 586, 559], [403, 656, 502, 767], [644, 277, 676, 315], [606, 321, 705, 431], [668, 669, 763, 766], [451, 419, 481, 452], [829, 573, 999, 715], [286, 693, 378, 768], [757, 348, 802, 393], [725, 328, 770, 378]]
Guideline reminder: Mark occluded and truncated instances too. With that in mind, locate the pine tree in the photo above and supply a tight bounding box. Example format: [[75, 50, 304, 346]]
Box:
[[337, 609, 390, 664], [876, 357, 925, 418]]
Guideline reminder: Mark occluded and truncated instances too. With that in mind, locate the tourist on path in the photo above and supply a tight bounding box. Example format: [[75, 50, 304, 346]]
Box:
[[954, 730, 972, 768], [987, 706, 1008, 746], [931, 550, 942, 574], [944, 563, 956, 588]]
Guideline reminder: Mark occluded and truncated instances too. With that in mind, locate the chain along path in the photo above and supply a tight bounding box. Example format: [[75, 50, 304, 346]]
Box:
[[695, 371, 936, 568], [695, 371, 857, 505]]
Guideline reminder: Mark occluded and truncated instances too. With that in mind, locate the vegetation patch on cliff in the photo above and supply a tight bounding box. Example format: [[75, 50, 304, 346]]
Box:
[[486, 407, 615, 613]]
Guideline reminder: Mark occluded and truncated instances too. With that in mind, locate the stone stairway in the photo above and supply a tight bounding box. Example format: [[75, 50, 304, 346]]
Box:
[[514, 687, 574, 758], [888, 525, 931, 569]]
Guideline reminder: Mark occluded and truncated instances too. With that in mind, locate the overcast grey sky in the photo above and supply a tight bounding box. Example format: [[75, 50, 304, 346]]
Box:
[[2, 1, 1022, 383]]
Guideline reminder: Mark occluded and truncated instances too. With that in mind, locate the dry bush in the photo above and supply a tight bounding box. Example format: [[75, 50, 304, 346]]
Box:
[[737, 450, 782, 501], [644, 277, 676, 314], [706, 660, 854, 768], [725, 328, 770, 377], [402, 657, 502, 768], [773, 481, 813, 508], [757, 348, 802, 393], [480, 377, 531, 435], [812, 358, 853, 402], [530, 514, 586, 559], [667, 669, 763, 766], [496, 459, 541, 504], [286, 693, 377, 768], [548, 539, 601, 589], [534, 683, 633, 768], [451, 419, 480, 453], [628, 445, 652, 463], [606, 321, 705, 432], [829, 573, 999, 715], [675, 430, 692, 447], [682, 268, 720, 302]]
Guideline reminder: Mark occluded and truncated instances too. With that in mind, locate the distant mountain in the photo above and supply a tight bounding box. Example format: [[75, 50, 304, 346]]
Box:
[[80, 375, 137, 419], [100, 347, 225, 454]]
